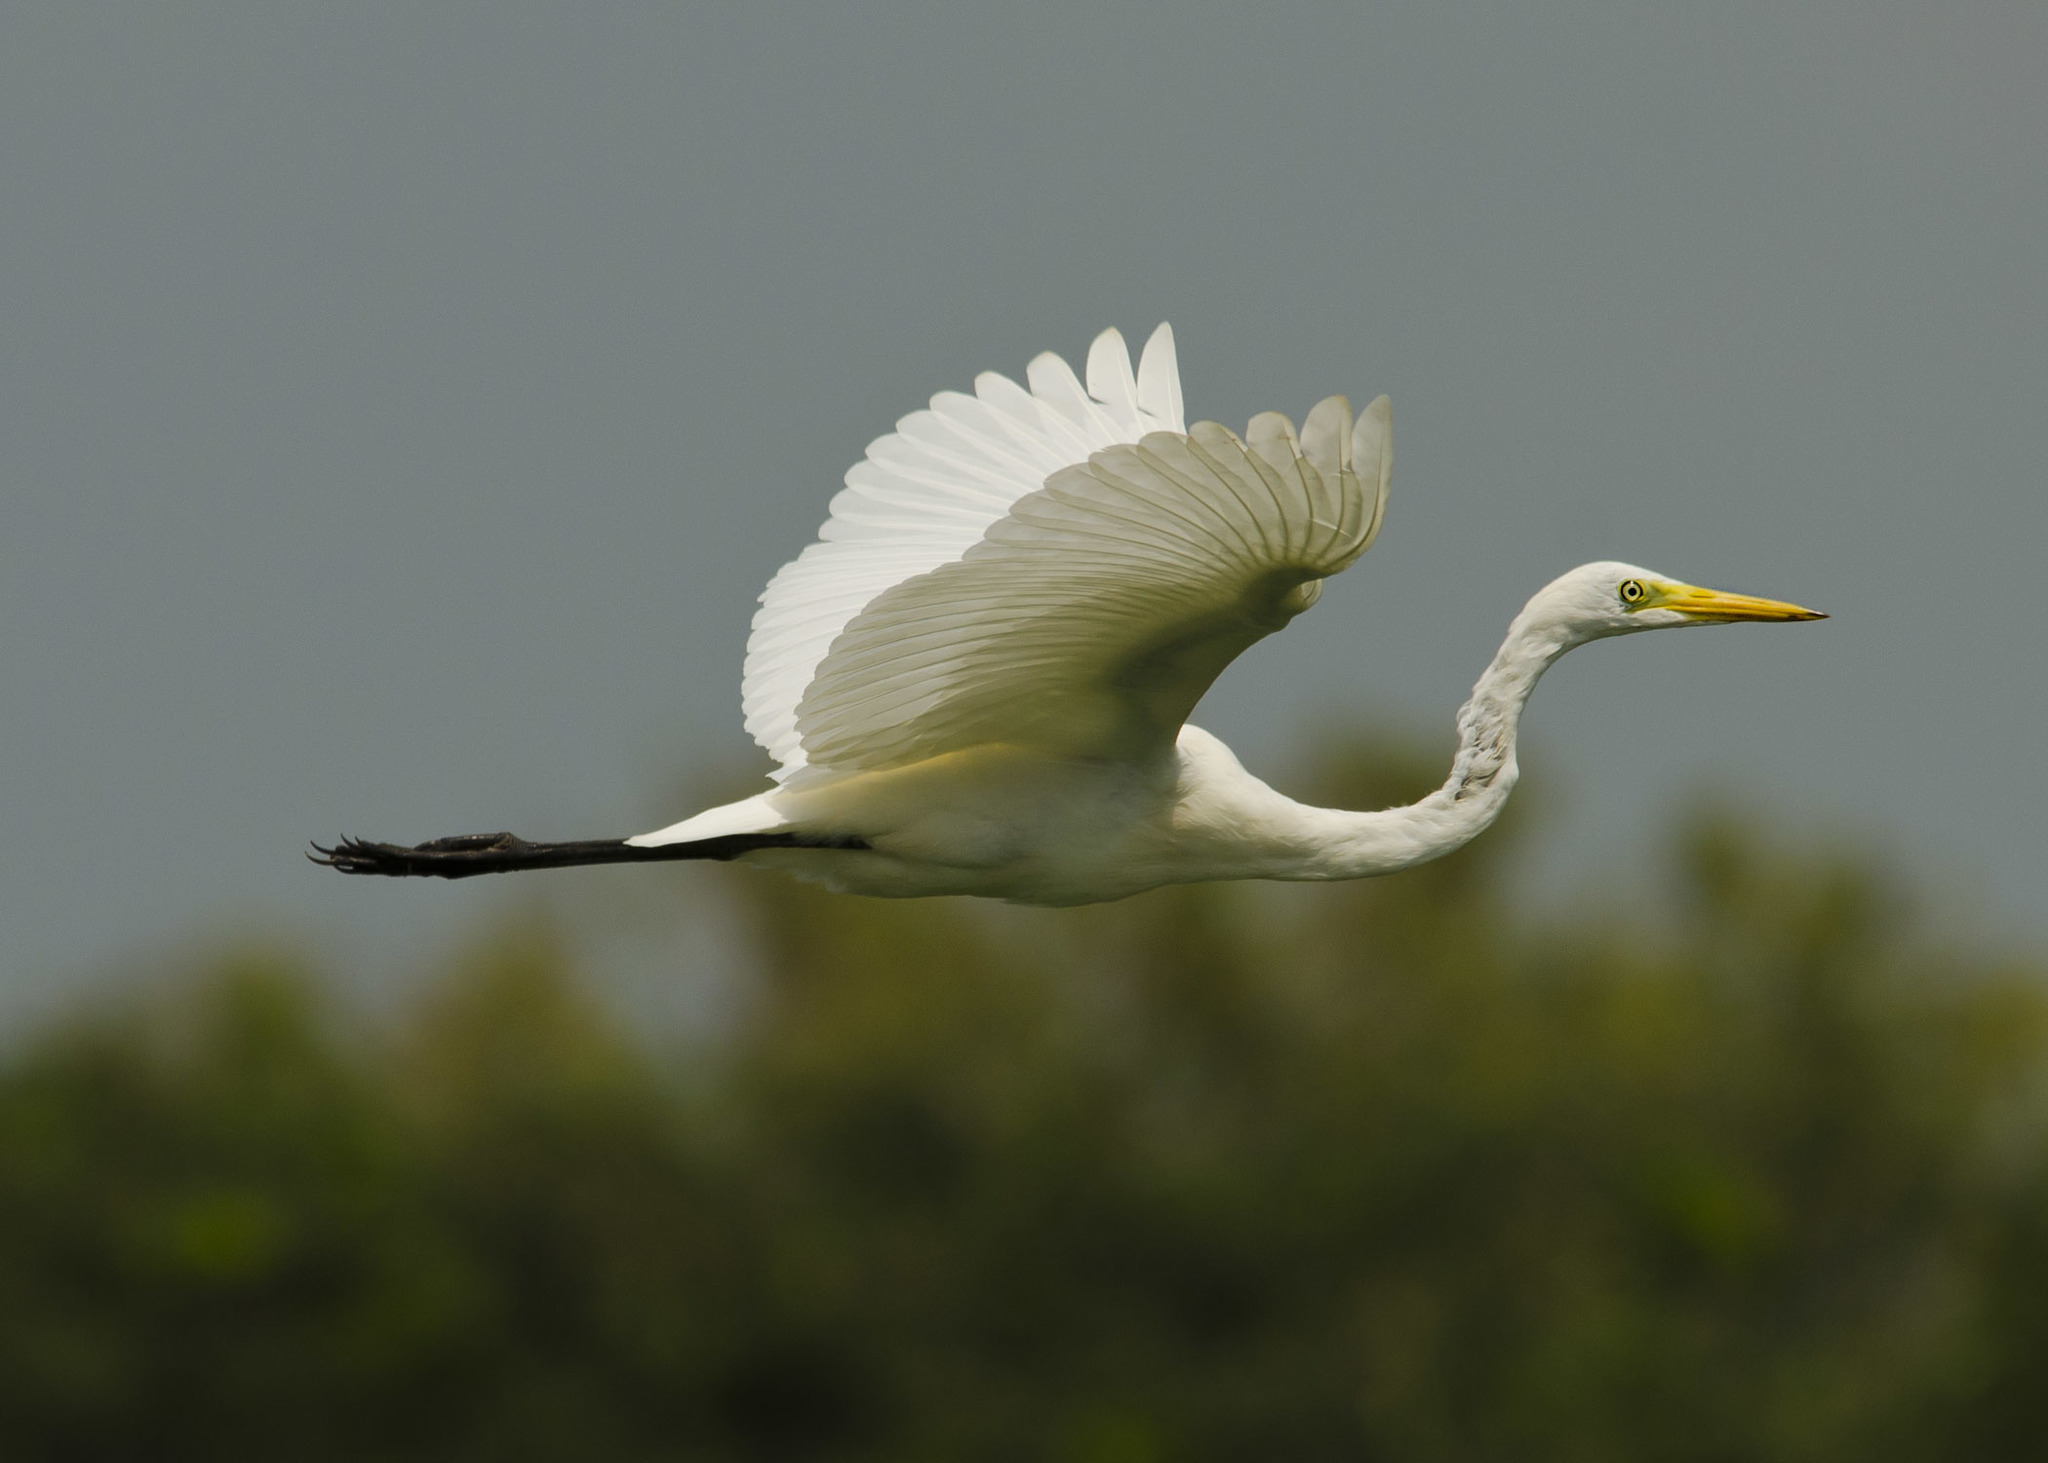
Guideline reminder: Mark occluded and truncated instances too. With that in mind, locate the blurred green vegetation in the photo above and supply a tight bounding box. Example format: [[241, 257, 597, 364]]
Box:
[[3, 742, 2047, 1461]]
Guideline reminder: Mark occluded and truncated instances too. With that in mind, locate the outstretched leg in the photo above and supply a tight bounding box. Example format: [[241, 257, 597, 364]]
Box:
[[310, 830, 867, 880]]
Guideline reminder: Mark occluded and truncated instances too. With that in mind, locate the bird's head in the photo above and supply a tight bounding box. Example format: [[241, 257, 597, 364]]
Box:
[[1532, 561, 1826, 644]]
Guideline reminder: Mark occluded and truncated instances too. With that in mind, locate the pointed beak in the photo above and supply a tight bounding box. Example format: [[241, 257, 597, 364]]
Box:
[[1653, 582, 1828, 622]]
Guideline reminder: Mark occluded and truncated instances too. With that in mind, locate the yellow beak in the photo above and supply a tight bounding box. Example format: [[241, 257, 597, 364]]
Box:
[[1650, 582, 1827, 622]]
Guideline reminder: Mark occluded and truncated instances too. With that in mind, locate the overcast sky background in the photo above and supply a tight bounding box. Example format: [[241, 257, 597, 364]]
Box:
[[3, 3, 2042, 1022]]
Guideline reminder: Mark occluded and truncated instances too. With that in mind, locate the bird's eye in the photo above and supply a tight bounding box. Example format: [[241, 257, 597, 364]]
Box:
[[1619, 579, 1647, 605]]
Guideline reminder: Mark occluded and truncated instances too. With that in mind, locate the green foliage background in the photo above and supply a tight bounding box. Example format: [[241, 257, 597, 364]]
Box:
[[3, 744, 2045, 1460]]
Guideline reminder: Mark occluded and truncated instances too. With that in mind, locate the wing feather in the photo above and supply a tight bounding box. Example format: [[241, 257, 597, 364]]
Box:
[[743, 325, 1186, 777], [1136, 325, 1184, 430], [790, 395, 1393, 774], [1086, 327, 1143, 435]]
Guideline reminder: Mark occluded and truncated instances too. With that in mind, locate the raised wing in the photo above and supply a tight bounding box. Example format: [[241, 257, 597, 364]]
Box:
[[789, 394, 1392, 776], [744, 325, 1186, 779]]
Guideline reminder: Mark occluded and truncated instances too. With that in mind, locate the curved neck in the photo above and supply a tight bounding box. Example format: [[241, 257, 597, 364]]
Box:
[[1281, 607, 1581, 879]]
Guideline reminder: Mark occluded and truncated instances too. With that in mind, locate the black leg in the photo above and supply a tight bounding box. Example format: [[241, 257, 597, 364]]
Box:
[[310, 830, 868, 880]]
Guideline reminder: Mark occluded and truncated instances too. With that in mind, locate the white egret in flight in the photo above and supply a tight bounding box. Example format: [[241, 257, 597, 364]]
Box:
[[315, 325, 1822, 904]]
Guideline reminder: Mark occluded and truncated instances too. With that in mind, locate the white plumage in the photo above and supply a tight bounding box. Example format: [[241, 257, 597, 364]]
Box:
[[743, 324, 1209, 780], [318, 324, 1823, 901]]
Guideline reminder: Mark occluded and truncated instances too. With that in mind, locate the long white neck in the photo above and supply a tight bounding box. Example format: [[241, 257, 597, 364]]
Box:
[[1253, 603, 1585, 880]]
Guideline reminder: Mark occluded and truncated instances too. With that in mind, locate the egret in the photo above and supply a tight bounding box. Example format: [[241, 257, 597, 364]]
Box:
[[315, 325, 1822, 904]]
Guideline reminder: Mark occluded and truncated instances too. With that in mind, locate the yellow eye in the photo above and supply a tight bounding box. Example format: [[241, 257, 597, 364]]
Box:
[[1619, 579, 1647, 605]]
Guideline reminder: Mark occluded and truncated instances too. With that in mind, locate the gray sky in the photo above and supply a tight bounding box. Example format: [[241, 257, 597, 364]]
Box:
[[3, 3, 2042, 1019]]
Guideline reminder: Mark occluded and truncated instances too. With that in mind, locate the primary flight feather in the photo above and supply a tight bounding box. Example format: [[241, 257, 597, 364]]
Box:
[[315, 324, 1821, 903]]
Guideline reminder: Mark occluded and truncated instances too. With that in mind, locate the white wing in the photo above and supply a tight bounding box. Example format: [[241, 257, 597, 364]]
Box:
[[790, 394, 1393, 776], [744, 325, 1187, 779]]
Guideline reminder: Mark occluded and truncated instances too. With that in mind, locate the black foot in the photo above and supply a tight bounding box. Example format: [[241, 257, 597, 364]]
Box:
[[310, 833, 538, 879]]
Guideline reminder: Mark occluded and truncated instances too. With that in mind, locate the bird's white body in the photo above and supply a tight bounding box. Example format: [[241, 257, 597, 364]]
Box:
[[321, 323, 1820, 893], [638, 725, 1475, 906], [655, 723, 1502, 906]]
